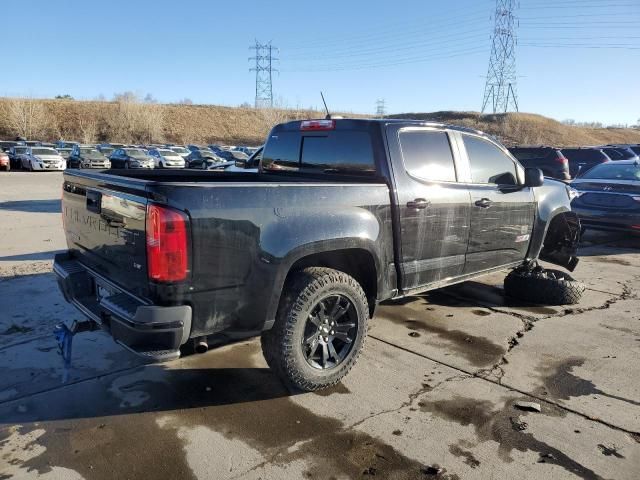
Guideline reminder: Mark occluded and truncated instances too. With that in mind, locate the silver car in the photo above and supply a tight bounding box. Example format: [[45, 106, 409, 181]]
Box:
[[20, 147, 66, 171]]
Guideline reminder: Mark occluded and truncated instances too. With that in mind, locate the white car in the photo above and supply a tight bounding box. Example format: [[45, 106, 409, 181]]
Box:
[[168, 146, 191, 159], [20, 147, 66, 171], [148, 148, 186, 168]]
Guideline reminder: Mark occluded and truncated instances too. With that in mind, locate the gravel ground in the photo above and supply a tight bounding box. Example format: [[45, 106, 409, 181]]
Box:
[[1, 171, 639, 479]]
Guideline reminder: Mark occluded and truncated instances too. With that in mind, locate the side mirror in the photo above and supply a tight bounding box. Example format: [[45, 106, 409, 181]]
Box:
[[524, 167, 544, 187], [234, 158, 247, 168]]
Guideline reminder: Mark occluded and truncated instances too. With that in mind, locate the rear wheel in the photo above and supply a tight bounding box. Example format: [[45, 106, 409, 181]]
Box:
[[504, 267, 585, 305], [261, 267, 369, 391]]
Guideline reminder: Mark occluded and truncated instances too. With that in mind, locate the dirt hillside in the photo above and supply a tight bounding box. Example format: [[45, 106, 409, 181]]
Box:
[[0, 98, 638, 147]]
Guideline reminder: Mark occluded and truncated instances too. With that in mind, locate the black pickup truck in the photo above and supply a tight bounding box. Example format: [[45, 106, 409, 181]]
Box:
[[54, 119, 581, 390]]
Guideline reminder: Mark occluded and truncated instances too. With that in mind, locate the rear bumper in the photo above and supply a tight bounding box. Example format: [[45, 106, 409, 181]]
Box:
[[53, 252, 191, 361]]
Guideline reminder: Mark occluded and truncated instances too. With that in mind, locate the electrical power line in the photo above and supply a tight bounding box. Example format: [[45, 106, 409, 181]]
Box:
[[482, 0, 519, 114], [249, 41, 278, 108], [375, 99, 387, 118]]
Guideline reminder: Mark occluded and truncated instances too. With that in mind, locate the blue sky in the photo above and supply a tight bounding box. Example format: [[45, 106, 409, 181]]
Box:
[[3, 0, 639, 124]]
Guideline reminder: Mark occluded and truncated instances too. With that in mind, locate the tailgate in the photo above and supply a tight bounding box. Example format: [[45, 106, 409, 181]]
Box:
[[62, 173, 149, 298]]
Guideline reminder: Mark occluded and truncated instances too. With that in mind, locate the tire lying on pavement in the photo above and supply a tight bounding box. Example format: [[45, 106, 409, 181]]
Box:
[[504, 268, 585, 306], [261, 267, 369, 391]]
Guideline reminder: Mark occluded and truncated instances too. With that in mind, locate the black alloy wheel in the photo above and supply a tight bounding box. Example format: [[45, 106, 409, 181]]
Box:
[[302, 294, 357, 370]]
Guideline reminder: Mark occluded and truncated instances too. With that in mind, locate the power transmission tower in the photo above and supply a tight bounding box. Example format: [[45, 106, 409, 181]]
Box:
[[375, 99, 387, 118], [481, 0, 519, 114], [249, 41, 278, 108]]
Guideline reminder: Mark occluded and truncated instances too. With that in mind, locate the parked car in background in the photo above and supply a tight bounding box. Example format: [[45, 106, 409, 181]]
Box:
[[108, 148, 155, 169], [0, 141, 19, 152], [0, 150, 10, 171], [67, 145, 111, 169], [185, 149, 222, 169], [508, 146, 571, 180], [216, 149, 249, 163], [560, 148, 610, 178], [8, 146, 29, 169], [20, 147, 66, 171], [223, 146, 262, 173], [55, 141, 78, 149], [601, 147, 639, 162], [97, 146, 114, 158], [168, 146, 190, 158], [24, 140, 41, 147], [148, 148, 186, 168], [56, 147, 73, 160], [571, 160, 640, 234]]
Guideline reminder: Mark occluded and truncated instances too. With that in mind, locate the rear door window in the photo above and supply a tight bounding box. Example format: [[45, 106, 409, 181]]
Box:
[[398, 130, 456, 182], [463, 135, 517, 185]]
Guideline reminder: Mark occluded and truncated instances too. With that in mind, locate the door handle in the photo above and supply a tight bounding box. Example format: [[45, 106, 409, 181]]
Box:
[[407, 198, 430, 210], [475, 198, 492, 208]]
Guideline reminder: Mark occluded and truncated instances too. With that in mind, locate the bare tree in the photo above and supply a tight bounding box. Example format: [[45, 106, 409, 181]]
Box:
[[177, 98, 193, 105], [139, 104, 164, 143], [78, 115, 99, 143], [3, 98, 50, 139]]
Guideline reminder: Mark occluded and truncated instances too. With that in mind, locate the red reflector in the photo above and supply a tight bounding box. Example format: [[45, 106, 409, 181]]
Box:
[[555, 155, 568, 164], [300, 119, 335, 131], [632, 225, 640, 230], [146, 204, 188, 282]]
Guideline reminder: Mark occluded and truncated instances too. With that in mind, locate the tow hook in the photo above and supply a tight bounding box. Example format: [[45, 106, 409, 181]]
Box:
[[53, 320, 98, 382]]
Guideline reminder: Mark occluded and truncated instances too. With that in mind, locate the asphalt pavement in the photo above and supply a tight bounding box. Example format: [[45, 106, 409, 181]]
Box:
[[1, 171, 639, 479]]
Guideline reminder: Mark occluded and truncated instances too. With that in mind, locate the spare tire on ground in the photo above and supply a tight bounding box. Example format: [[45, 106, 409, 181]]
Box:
[[504, 267, 585, 306]]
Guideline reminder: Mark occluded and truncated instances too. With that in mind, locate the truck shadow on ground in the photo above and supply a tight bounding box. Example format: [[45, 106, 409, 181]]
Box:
[[0, 199, 61, 213], [0, 362, 304, 425], [0, 250, 65, 262], [385, 282, 558, 316]]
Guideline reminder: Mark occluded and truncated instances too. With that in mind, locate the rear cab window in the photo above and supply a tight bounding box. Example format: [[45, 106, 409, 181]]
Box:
[[261, 120, 377, 175]]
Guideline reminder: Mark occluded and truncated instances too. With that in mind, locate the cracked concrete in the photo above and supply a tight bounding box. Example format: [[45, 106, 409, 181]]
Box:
[[2, 172, 640, 479]]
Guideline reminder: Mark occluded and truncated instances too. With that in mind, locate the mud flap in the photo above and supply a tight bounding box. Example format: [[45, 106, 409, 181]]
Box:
[[539, 212, 580, 272]]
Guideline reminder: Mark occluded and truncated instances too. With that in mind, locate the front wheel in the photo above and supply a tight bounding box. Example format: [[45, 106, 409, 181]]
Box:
[[261, 267, 369, 391]]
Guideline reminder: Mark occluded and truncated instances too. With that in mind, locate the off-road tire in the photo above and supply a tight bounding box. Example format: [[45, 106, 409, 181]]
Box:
[[504, 268, 585, 305], [261, 267, 369, 391]]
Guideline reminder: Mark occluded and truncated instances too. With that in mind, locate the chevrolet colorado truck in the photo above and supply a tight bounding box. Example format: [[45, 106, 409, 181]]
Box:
[[54, 119, 581, 390]]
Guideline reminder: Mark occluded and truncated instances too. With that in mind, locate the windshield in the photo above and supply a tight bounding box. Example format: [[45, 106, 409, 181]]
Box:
[[81, 148, 101, 155], [158, 150, 177, 156], [32, 148, 58, 156], [125, 149, 147, 157], [580, 163, 640, 181], [14, 147, 28, 154], [171, 147, 189, 154], [101, 148, 114, 155]]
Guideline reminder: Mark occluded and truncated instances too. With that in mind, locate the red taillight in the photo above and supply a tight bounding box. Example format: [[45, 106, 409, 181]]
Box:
[[300, 119, 335, 131], [555, 154, 568, 164], [146, 204, 189, 282]]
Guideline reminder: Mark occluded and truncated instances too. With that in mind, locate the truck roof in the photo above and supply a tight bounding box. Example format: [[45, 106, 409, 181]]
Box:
[[276, 118, 493, 140]]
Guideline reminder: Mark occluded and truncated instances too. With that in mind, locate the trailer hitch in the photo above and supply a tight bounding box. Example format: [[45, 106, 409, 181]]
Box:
[[53, 319, 98, 383]]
